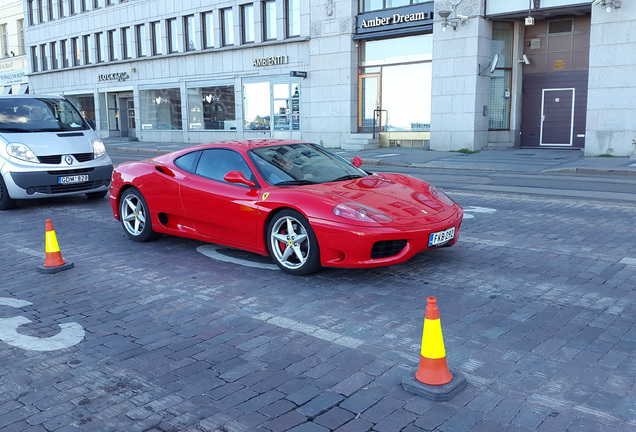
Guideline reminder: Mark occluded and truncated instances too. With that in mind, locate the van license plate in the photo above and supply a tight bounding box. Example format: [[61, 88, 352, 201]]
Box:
[[428, 227, 455, 247], [58, 175, 89, 185]]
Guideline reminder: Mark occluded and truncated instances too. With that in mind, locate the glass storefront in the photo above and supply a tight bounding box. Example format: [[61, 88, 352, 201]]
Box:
[[359, 33, 432, 140], [187, 84, 237, 131], [244, 81, 300, 132], [139, 87, 182, 130]]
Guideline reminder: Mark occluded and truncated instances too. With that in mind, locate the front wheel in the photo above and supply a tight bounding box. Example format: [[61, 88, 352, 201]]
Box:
[[0, 175, 17, 210], [119, 188, 158, 242], [267, 209, 321, 276]]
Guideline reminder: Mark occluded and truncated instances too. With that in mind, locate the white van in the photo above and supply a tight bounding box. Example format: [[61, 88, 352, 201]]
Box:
[[0, 95, 113, 210]]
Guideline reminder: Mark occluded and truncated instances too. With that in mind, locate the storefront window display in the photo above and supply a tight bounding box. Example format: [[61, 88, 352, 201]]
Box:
[[66, 94, 96, 129], [140, 87, 182, 130], [187, 84, 237, 130], [244, 82, 301, 131], [359, 34, 432, 133]]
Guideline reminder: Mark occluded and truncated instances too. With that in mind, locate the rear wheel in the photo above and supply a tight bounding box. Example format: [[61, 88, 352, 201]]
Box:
[[267, 209, 321, 275], [0, 176, 17, 210], [119, 188, 157, 241]]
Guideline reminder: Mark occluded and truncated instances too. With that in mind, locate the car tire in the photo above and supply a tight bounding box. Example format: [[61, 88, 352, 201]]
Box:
[[0, 175, 17, 210], [119, 188, 158, 242], [86, 190, 108, 200], [267, 209, 321, 276]]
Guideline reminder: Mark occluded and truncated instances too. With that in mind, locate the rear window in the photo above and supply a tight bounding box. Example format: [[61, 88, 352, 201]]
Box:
[[0, 97, 89, 133]]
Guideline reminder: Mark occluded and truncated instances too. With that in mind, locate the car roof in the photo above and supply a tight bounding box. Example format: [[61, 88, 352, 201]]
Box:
[[196, 139, 311, 151], [0, 94, 65, 100]]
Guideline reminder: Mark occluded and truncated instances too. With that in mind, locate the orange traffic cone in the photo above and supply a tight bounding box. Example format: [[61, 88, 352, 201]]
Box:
[[402, 297, 466, 401], [37, 219, 74, 274], [416, 297, 453, 385]]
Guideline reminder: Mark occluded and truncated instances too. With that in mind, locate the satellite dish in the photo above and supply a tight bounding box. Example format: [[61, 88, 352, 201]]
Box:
[[489, 54, 499, 73]]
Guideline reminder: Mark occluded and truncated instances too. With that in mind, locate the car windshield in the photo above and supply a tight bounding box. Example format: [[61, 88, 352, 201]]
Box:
[[0, 97, 89, 132], [248, 143, 368, 186]]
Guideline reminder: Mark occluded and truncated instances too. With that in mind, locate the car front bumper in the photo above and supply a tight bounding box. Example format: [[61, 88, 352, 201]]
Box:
[[312, 207, 463, 269]]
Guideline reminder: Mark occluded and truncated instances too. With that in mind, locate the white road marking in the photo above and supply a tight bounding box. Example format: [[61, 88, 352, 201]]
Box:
[[462, 206, 497, 220], [620, 257, 636, 266], [197, 244, 278, 271]]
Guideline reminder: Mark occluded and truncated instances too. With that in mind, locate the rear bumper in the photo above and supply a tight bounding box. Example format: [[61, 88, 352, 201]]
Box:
[[312, 207, 463, 268]]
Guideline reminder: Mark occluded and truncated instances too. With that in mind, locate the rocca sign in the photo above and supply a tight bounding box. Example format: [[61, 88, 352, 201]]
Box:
[[97, 72, 129, 82]]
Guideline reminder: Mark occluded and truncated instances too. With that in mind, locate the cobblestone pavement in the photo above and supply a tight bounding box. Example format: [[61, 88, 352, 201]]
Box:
[[1, 188, 635, 431]]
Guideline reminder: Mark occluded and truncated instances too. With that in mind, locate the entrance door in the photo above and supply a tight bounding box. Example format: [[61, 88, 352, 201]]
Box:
[[120, 98, 136, 139], [540, 88, 574, 146], [358, 73, 380, 133]]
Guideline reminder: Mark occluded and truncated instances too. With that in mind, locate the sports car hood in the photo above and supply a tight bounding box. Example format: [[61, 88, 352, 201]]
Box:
[[1, 131, 94, 155], [308, 173, 453, 225]]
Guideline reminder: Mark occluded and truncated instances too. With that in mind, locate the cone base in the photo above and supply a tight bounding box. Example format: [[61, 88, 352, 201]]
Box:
[[37, 262, 74, 274], [402, 368, 467, 401]]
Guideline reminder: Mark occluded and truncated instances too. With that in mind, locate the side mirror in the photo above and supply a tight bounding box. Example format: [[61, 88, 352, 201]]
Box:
[[224, 170, 257, 188], [352, 156, 363, 168]]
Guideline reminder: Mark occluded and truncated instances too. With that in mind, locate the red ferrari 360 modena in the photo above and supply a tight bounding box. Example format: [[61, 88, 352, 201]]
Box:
[[110, 139, 463, 275]]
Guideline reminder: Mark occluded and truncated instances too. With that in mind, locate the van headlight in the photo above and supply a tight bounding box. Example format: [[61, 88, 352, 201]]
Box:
[[7, 143, 39, 163], [92, 139, 106, 159]]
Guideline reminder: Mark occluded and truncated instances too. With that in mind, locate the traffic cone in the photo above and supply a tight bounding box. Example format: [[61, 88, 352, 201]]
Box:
[[416, 297, 453, 385], [402, 297, 466, 401], [37, 218, 74, 274]]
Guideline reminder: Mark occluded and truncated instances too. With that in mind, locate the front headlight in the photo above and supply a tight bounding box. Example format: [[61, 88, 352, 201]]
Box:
[[7, 143, 38, 163], [333, 202, 392, 223], [428, 185, 455, 206], [92, 139, 106, 159]]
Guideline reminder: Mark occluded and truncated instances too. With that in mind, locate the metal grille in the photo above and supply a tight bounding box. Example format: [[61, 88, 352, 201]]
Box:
[[370, 240, 407, 259], [37, 153, 94, 164]]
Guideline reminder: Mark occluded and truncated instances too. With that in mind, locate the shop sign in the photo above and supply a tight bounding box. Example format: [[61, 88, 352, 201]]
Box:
[[290, 71, 307, 78], [253, 56, 288, 67], [97, 72, 130, 82], [0, 68, 27, 86], [356, 4, 434, 38]]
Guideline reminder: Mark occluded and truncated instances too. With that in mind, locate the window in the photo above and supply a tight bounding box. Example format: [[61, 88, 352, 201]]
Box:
[[17, 20, 25, 55], [243, 82, 270, 130], [363, 0, 423, 12], [95, 32, 105, 63], [136, 24, 146, 57], [30, 45, 38, 72], [27, 0, 35, 26], [93, 0, 102, 8], [82, 34, 91, 64], [203, 11, 214, 49], [60, 39, 68, 67], [273, 83, 300, 131], [184, 15, 195, 51], [222, 8, 234, 46], [70, 0, 77, 15], [287, 0, 300, 37], [139, 88, 182, 130], [50, 41, 57, 69], [40, 44, 47, 70], [80, 0, 88, 12], [0, 25, 8, 58], [167, 18, 178, 53], [71, 36, 80, 66], [263, 1, 276, 41], [47, 0, 54, 20], [108, 29, 117, 60], [489, 22, 513, 130], [196, 149, 253, 184], [37, 0, 44, 23], [242, 4, 254, 43], [151, 21, 162, 55], [187, 85, 237, 130], [122, 27, 132, 59], [58, 0, 64, 18]]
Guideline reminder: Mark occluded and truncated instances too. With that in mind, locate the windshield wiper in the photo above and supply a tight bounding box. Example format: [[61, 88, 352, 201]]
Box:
[[331, 174, 364, 182], [274, 180, 319, 186]]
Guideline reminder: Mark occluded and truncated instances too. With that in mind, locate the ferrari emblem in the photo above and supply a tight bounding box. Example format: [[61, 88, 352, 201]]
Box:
[[262, 192, 270, 201]]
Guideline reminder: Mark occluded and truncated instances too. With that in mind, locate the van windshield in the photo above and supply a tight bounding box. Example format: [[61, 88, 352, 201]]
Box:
[[0, 97, 89, 132]]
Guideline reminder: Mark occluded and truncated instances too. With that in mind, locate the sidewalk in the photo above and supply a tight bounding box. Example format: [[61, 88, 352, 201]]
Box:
[[104, 138, 636, 177]]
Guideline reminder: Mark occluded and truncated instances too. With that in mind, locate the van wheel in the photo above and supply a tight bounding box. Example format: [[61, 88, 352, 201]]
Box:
[[86, 191, 108, 200], [0, 176, 17, 210]]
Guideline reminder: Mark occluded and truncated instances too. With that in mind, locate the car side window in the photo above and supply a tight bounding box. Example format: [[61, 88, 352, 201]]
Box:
[[195, 149, 255, 184], [175, 151, 201, 173]]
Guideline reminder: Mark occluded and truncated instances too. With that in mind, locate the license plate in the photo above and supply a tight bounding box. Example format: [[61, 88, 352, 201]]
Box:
[[428, 227, 455, 247], [58, 175, 89, 185]]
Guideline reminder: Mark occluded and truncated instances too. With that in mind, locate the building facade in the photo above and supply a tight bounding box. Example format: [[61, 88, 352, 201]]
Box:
[[21, 0, 636, 156], [0, 0, 28, 95]]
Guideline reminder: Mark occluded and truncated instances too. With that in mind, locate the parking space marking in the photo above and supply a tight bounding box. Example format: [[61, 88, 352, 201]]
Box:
[[197, 244, 278, 270], [0, 297, 85, 351]]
